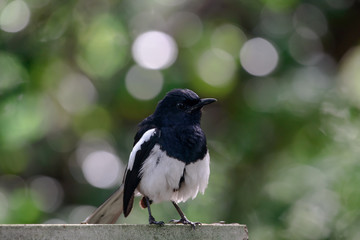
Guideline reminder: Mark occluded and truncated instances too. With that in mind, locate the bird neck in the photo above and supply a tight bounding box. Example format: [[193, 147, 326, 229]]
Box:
[[158, 125, 207, 164], [153, 113, 202, 128]]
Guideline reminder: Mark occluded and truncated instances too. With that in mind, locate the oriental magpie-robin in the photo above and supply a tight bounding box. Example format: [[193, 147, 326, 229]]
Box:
[[83, 89, 216, 228]]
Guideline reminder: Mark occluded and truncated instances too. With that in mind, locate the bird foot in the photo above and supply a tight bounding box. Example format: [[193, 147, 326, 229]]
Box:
[[169, 217, 201, 229], [149, 216, 164, 226]]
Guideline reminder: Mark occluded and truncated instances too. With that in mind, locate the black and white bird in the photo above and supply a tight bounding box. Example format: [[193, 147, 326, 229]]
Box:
[[83, 89, 216, 228]]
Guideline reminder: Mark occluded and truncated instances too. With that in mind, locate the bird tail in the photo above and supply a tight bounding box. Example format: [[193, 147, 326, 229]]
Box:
[[82, 184, 124, 224]]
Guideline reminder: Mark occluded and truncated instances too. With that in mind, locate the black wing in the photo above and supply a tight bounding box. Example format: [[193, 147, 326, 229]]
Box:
[[133, 114, 156, 146], [123, 128, 160, 217]]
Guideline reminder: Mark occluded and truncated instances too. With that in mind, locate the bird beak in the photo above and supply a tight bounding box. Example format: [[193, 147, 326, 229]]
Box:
[[188, 98, 217, 113]]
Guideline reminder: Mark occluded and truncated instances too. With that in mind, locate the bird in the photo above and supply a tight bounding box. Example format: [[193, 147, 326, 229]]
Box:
[[82, 89, 216, 228]]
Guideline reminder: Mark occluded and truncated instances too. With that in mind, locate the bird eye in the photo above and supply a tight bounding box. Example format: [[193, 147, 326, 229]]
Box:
[[176, 103, 186, 110]]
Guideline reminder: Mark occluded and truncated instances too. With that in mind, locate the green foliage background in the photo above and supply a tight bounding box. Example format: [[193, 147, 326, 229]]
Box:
[[1, 0, 360, 239]]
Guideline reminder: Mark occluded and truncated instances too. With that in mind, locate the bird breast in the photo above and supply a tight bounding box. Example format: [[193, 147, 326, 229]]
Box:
[[138, 144, 210, 203]]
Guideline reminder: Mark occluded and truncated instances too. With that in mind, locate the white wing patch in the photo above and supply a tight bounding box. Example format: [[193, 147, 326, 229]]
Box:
[[127, 128, 157, 171]]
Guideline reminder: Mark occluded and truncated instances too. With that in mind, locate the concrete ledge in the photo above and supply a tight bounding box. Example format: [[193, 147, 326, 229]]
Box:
[[0, 224, 248, 240]]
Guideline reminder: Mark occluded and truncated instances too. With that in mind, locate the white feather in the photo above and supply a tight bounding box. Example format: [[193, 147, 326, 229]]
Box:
[[138, 144, 186, 203], [128, 128, 156, 171], [174, 151, 210, 202], [138, 146, 210, 204]]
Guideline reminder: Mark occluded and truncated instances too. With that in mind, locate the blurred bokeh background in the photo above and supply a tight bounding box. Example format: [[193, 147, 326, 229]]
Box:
[[1, 0, 360, 239]]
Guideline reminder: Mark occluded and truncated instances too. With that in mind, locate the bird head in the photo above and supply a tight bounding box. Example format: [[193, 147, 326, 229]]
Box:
[[153, 89, 216, 127]]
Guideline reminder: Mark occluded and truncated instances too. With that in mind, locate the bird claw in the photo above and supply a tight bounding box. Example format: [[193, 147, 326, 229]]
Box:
[[169, 218, 201, 229], [149, 216, 164, 226]]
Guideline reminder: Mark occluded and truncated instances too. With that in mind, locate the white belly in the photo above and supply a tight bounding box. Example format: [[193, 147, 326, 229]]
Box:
[[137, 144, 210, 203]]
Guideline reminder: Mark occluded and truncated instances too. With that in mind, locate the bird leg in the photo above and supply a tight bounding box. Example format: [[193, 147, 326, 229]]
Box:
[[170, 201, 201, 229], [145, 197, 164, 226]]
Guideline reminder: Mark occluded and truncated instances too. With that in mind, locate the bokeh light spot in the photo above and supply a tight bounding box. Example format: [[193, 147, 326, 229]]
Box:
[[132, 31, 178, 70], [0, 0, 30, 33], [0, 52, 27, 92], [285, 189, 339, 239], [168, 12, 203, 47], [38, 7, 69, 42], [56, 73, 97, 114], [211, 24, 246, 57], [288, 29, 323, 66], [9, 188, 41, 223], [129, 12, 165, 38], [338, 46, 360, 107], [125, 65, 163, 100], [76, 131, 117, 163], [293, 4, 328, 37], [291, 67, 329, 103], [240, 38, 278, 76], [0, 174, 26, 193], [82, 151, 122, 189], [73, 131, 120, 184], [0, 95, 46, 149], [197, 49, 236, 87], [30, 176, 63, 213], [68, 205, 96, 224], [260, 9, 292, 37], [77, 15, 129, 79]]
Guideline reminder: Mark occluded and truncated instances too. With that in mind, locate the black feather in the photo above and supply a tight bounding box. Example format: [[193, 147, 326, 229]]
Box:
[[122, 89, 215, 217], [123, 130, 160, 217]]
